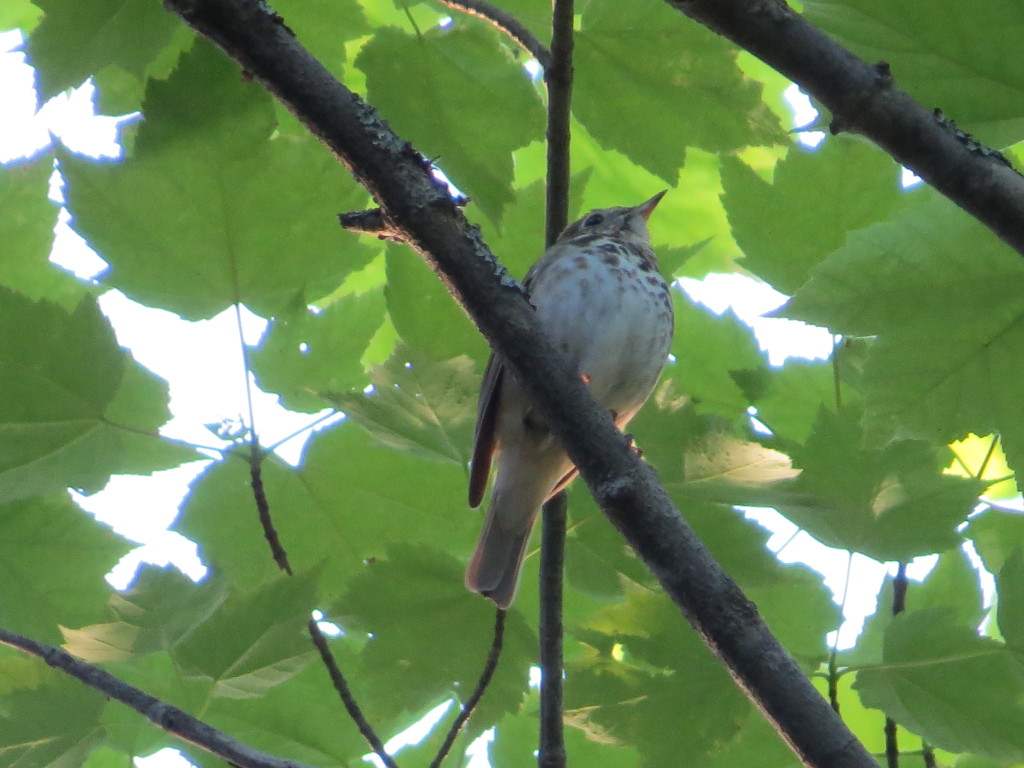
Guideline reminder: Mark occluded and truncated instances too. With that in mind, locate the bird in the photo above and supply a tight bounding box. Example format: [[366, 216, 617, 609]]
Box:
[[465, 192, 675, 609]]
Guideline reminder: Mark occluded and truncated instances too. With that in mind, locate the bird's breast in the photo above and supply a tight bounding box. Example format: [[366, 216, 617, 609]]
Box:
[[529, 241, 674, 415]]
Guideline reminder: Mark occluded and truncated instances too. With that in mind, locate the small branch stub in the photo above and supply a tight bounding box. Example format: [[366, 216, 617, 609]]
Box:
[[338, 208, 406, 241]]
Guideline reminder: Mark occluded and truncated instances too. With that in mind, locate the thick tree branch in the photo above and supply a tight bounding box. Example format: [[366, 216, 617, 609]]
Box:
[[0, 627, 316, 768], [164, 1, 875, 766], [437, 0, 551, 70], [665, 0, 1024, 258]]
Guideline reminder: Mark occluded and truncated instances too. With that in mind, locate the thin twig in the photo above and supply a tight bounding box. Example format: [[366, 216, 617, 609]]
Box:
[[263, 410, 343, 455], [0, 628, 316, 768], [977, 434, 1000, 478], [248, 422, 394, 767], [891, 562, 909, 615], [922, 743, 937, 767], [338, 208, 406, 241], [884, 562, 909, 768], [307, 619, 399, 768], [827, 552, 855, 713], [429, 610, 506, 768], [538, 492, 567, 768], [250, 452, 294, 575], [543, 0, 574, 245], [831, 335, 843, 410], [437, 0, 551, 69]]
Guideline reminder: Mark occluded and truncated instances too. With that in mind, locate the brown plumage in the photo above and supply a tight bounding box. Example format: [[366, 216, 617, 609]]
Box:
[[465, 192, 675, 608]]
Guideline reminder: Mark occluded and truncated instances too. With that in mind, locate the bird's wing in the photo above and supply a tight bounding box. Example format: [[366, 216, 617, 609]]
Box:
[[468, 351, 504, 508], [468, 244, 567, 508]]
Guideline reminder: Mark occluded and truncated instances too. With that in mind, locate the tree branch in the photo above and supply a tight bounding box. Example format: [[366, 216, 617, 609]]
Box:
[[537, 1, 573, 764], [538, 493, 567, 768], [306, 619, 398, 768], [885, 563, 909, 768], [436, 0, 551, 70], [428, 609, 506, 768], [664, 0, 1024, 258], [249, 454, 397, 768], [0, 627, 316, 768], [543, 0, 574, 244], [162, 2, 876, 765]]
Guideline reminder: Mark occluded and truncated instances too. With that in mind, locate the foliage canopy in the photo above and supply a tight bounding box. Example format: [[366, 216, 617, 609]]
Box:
[[3, 0, 1024, 765]]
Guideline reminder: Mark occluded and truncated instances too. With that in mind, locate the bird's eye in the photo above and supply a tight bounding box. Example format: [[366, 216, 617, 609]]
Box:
[[584, 213, 604, 227]]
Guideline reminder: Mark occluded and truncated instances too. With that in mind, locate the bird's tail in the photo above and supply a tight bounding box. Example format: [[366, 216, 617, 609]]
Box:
[[465, 483, 544, 609]]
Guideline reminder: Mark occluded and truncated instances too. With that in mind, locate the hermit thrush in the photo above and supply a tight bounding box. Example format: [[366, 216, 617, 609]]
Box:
[[465, 192, 674, 608]]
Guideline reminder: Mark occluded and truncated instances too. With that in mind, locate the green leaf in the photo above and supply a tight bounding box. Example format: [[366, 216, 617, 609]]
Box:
[[967, 507, 1024, 577], [356, 23, 544, 223], [781, 195, 1024, 338], [0, 155, 83, 308], [0, 287, 188, 496], [178, 423, 472, 599], [0, 290, 128, 501], [495, 714, 642, 768], [566, 131, 739, 278], [721, 138, 910, 295], [0, 495, 127, 643], [101, 354, 200, 474], [669, 299, 768, 419], [63, 40, 374, 320], [198, 663, 367, 767], [631, 402, 807, 518], [855, 608, 1024, 762], [574, 2, 784, 184], [783, 404, 980, 561], [383, 244, 487, 363], [251, 288, 386, 413], [62, 566, 228, 662], [0, 0, 42, 33], [27, 0, 178, 97], [337, 544, 536, 736], [477, 171, 592, 280], [752, 359, 839, 444], [329, 347, 477, 465], [817, 671, 889, 756], [911, 548, 985, 629], [0, 672, 106, 768], [804, 0, 1024, 147], [782, 195, 1024, 475], [567, 589, 749, 767], [703, 708, 798, 768], [173, 570, 320, 699], [998, 551, 1024, 649], [272, 0, 370, 78]]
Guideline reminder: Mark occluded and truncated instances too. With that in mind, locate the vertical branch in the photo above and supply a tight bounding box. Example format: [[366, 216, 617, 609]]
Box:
[[827, 552, 855, 713], [544, 0, 574, 245], [884, 562, 909, 768], [539, 1, 574, 766], [538, 493, 568, 768]]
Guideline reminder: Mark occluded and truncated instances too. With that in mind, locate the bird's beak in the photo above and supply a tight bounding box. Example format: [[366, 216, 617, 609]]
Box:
[[636, 190, 668, 221]]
